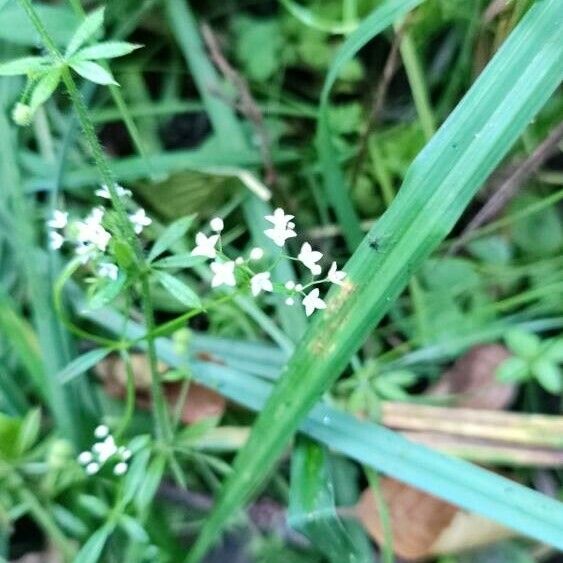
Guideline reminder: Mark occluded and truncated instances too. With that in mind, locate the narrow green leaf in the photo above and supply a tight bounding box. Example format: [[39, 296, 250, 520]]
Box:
[[29, 69, 61, 112], [0, 294, 44, 393], [134, 455, 167, 511], [74, 41, 142, 61], [79, 296, 563, 554], [53, 504, 89, 538], [155, 271, 201, 309], [280, 0, 357, 34], [153, 253, 206, 270], [533, 359, 562, 394], [316, 0, 424, 249], [122, 446, 151, 505], [65, 6, 105, 57], [496, 357, 529, 382], [505, 329, 540, 358], [0, 55, 50, 75], [148, 215, 195, 262], [118, 515, 149, 543], [545, 339, 563, 362], [16, 408, 41, 455], [88, 274, 127, 310], [77, 495, 110, 519], [57, 348, 111, 384], [70, 60, 117, 85], [187, 2, 563, 560], [74, 523, 113, 563], [289, 439, 370, 563]]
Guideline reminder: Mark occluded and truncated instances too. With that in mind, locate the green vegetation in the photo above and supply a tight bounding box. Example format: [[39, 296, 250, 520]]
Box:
[[0, 1, 562, 562]]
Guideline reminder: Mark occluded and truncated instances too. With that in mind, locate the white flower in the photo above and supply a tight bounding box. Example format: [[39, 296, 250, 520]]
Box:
[[235, 257, 244, 265], [75, 243, 96, 263], [47, 210, 68, 230], [192, 232, 219, 259], [295, 283, 303, 292], [264, 208, 296, 247], [302, 288, 327, 317], [85, 462, 100, 475], [129, 208, 151, 234], [249, 247, 264, 261], [78, 451, 93, 465], [285, 281, 295, 290], [93, 435, 117, 463], [250, 272, 273, 296], [327, 262, 346, 285], [285, 297, 294, 306], [118, 447, 132, 460], [266, 208, 294, 228], [49, 230, 64, 250], [113, 462, 128, 476], [210, 217, 224, 232], [297, 243, 322, 276], [98, 262, 119, 281], [75, 208, 111, 252], [264, 224, 297, 247], [94, 424, 109, 438], [95, 184, 132, 199], [210, 260, 236, 288]]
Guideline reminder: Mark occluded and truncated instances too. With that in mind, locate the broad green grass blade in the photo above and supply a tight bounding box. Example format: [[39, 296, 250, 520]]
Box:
[[186, 2, 563, 559], [289, 438, 372, 563], [80, 298, 563, 552], [317, 0, 424, 249], [25, 145, 299, 191]]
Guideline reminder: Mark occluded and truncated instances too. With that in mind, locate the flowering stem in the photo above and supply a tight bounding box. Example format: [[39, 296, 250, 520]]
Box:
[[17, 0, 172, 443]]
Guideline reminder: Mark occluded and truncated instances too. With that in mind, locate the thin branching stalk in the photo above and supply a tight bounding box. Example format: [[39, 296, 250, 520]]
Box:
[[17, 0, 172, 443]]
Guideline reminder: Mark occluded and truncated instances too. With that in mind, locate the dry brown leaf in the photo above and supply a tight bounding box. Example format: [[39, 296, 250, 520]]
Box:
[[355, 478, 512, 560], [429, 344, 515, 409], [95, 353, 225, 423]]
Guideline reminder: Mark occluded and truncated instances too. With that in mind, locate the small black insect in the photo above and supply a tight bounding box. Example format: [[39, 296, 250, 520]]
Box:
[[368, 238, 382, 251]]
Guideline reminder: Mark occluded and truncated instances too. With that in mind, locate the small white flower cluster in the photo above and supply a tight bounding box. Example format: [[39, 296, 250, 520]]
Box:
[[77, 425, 132, 477], [191, 209, 346, 317], [46, 184, 151, 282]]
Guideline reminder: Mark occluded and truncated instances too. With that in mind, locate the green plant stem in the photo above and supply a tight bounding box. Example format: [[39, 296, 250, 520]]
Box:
[[65, 0, 155, 179], [365, 469, 394, 563], [17, 0, 172, 443], [395, 22, 437, 345], [396, 23, 436, 140]]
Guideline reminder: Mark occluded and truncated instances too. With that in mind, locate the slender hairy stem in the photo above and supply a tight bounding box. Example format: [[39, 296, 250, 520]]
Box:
[[17, 0, 172, 443]]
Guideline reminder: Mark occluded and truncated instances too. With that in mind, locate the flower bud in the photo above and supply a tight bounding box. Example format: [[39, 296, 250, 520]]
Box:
[[12, 102, 33, 126]]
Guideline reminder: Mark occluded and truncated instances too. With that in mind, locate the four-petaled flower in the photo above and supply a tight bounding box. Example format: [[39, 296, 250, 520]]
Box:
[[129, 208, 151, 234], [76, 208, 111, 252], [49, 230, 64, 250], [298, 242, 322, 276], [98, 262, 119, 281], [192, 232, 219, 259], [251, 272, 273, 296], [302, 288, 327, 317], [264, 208, 296, 247], [47, 210, 68, 230], [327, 262, 346, 285], [210, 260, 236, 288], [95, 184, 132, 199]]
